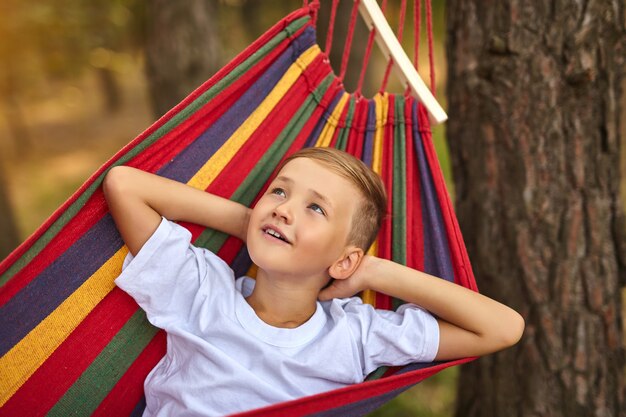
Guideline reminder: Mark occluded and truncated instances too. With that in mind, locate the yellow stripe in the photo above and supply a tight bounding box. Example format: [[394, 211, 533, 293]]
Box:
[[371, 92, 387, 176], [0, 248, 128, 406], [0, 45, 324, 406], [188, 45, 321, 191], [314, 92, 350, 148], [246, 263, 258, 279], [362, 94, 388, 307]]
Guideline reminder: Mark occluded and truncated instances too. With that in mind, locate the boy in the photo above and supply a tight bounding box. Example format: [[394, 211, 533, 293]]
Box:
[[103, 147, 524, 416]]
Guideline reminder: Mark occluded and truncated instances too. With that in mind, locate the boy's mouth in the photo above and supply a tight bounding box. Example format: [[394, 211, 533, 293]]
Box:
[[262, 226, 291, 244]]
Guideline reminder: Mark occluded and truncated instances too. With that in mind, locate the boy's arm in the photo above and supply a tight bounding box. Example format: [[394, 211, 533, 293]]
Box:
[[103, 166, 251, 256], [319, 256, 525, 361]]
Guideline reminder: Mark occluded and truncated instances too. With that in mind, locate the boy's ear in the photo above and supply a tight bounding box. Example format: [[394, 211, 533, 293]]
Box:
[[329, 247, 364, 280]]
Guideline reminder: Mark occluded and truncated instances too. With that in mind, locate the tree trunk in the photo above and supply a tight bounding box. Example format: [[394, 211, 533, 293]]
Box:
[[446, 1, 626, 416], [1, 59, 31, 155], [96, 67, 122, 113], [0, 158, 20, 259], [144, 0, 222, 118]]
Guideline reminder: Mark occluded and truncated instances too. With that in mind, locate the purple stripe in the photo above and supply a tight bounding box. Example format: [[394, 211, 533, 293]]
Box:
[[160, 26, 316, 183], [361, 100, 377, 166], [411, 102, 454, 282], [129, 396, 146, 417], [0, 215, 122, 356], [308, 384, 414, 417], [396, 360, 445, 375], [231, 246, 253, 279]]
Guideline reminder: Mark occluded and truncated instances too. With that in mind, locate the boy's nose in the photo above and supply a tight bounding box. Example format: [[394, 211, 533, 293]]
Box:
[[272, 202, 293, 223]]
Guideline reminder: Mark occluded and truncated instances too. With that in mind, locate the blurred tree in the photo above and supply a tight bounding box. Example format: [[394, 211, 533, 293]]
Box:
[[0, 158, 20, 259], [237, 0, 301, 43], [143, 0, 222, 118], [446, 1, 625, 416], [0, 0, 33, 153]]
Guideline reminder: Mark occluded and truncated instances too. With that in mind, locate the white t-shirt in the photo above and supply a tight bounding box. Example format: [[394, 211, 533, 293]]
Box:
[[115, 217, 439, 417]]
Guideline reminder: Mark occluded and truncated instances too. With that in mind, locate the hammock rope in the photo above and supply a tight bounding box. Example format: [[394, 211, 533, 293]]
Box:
[[356, 0, 387, 96], [339, 0, 361, 81], [380, 0, 407, 92], [0, 2, 476, 416], [324, 0, 340, 55], [425, 0, 436, 94]]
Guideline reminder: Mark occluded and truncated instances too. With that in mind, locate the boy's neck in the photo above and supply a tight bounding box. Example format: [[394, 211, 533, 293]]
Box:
[[245, 269, 323, 328]]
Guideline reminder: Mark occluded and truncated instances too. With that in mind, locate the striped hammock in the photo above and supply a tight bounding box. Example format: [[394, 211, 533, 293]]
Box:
[[0, 3, 477, 416]]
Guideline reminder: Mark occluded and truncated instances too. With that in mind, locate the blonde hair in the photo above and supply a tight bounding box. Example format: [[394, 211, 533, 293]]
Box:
[[278, 147, 387, 251]]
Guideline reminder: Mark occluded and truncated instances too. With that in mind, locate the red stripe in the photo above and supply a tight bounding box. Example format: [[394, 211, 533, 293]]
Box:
[[376, 95, 395, 310], [345, 99, 368, 158], [229, 357, 475, 417], [405, 98, 424, 271], [91, 331, 166, 417], [0, 289, 138, 415]]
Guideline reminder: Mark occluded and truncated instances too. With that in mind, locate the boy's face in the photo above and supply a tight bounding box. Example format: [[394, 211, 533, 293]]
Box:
[[246, 158, 362, 282]]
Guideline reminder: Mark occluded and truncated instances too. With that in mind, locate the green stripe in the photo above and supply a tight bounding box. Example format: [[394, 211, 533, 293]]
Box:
[[392, 95, 407, 265], [47, 310, 159, 417], [392, 96, 408, 311], [334, 96, 355, 152], [365, 366, 388, 381], [1, 16, 311, 287]]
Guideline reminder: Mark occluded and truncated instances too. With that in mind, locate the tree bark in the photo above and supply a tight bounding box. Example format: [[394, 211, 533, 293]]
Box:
[[446, 1, 626, 416], [144, 0, 222, 118]]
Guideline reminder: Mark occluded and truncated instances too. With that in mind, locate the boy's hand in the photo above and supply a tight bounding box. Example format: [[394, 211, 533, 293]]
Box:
[[104, 166, 251, 256], [318, 255, 381, 301]]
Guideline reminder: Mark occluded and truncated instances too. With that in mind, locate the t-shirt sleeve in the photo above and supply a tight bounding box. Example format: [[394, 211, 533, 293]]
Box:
[[114, 217, 235, 330], [344, 299, 440, 376]]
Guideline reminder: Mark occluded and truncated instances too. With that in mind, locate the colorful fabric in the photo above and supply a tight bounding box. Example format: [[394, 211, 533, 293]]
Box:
[[0, 4, 477, 416]]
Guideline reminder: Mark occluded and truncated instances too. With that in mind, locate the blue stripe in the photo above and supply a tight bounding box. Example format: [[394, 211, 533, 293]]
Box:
[[412, 102, 454, 282], [362, 99, 377, 167], [129, 396, 146, 417]]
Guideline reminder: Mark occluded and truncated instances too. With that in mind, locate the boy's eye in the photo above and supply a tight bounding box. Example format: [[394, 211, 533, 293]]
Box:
[[270, 187, 286, 197], [309, 203, 326, 216]]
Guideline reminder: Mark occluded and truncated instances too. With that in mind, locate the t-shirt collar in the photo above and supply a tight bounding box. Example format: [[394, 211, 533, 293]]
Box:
[[234, 277, 327, 348]]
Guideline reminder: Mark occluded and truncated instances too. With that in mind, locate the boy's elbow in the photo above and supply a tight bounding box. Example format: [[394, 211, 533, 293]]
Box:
[[103, 166, 132, 199], [499, 310, 525, 348]]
